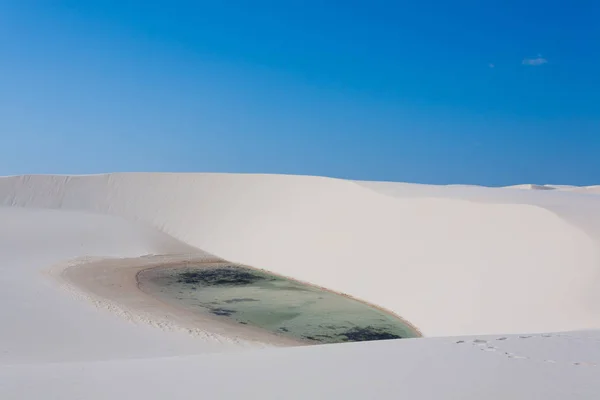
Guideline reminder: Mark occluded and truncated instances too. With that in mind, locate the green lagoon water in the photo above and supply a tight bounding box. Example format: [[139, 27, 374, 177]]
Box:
[[138, 264, 418, 344]]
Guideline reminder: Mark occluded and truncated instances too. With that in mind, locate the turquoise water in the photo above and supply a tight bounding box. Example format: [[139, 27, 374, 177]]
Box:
[[138, 264, 418, 344]]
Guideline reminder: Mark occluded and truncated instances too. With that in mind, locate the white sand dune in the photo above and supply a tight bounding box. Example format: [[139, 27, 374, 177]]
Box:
[[1, 173, 600, 398], [504, 183, 556, 190]]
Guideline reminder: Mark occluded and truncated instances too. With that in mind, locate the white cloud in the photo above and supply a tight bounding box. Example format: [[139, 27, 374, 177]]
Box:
[[522, 55, 548, 66]]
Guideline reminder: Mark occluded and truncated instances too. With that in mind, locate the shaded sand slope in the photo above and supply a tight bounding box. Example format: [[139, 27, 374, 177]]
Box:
[[0, 206, 247, 364], [1, 173, 599, 337]]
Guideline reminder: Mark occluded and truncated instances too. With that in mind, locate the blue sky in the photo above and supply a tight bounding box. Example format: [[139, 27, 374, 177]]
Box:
[[1, 1, 599, 185]]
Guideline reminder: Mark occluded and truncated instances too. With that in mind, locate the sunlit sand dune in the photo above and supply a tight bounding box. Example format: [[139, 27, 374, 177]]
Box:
[[1, 173, 600, 399]]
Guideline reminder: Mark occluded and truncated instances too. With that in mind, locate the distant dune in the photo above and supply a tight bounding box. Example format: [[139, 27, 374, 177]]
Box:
[[2, 173, 600, 399], [504, 184, 556, 190]]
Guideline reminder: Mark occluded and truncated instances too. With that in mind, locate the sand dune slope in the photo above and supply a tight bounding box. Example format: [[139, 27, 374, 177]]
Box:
[[4, 332, 600, 400], [0, 207, 245, 364], [2, 173, 600, 399], [1, 173, 600, 337]]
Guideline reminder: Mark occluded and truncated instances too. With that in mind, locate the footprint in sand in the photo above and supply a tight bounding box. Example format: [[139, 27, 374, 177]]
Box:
[[573, 362, 597, 367], [459, 335, 599, 368], [506, 353, 528, 360]]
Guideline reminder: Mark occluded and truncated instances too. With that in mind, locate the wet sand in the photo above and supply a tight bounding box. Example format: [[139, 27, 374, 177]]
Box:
[[56, 254, 307, 347]]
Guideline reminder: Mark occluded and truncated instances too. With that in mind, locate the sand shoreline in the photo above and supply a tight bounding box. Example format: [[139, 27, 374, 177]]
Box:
[[52, 254, 307, 347], [51, 253, 421, 346]]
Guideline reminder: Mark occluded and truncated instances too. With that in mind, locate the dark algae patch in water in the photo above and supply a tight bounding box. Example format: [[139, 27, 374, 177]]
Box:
[[177, 266, 267, 286], [301, 326, 404, 343], [210, 308, 237, 317], [341, 326, 403, 342], [223, 298, 259, 304], [139, 264, 419, 344]]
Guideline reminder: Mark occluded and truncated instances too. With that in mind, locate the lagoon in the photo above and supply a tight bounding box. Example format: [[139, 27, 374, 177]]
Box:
[[138, 264, 418, 344]]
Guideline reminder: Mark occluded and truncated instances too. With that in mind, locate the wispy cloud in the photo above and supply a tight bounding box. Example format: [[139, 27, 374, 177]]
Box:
[[522, 55, 548, 66]]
